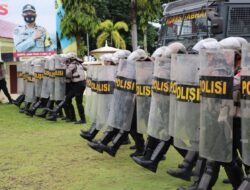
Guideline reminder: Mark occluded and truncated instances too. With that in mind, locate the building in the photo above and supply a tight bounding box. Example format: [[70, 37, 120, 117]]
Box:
[[0, 19, 18, 102]]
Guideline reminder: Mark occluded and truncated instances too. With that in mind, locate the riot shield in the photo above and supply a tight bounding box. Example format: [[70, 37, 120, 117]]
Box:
[[23, 62, 29, 98], [136, 60, 153, 134], [54, 57, 66, 101], [147, 56, 171, 140], [108, 59, 136, 131], [34, 59, 45, 98], [25, 60, 36, 103], [85, 65, 94, 118], [199, 49, 234, 163], [241, 43, 250, 166], [89, 66, 99, 122], [17, 63, 24, 95], [173, 54, 200, 151], [169, 55, 177, 137], [96, 65, 116, 130], [48, 58, 55, 101], [40, 59, 50, 99]]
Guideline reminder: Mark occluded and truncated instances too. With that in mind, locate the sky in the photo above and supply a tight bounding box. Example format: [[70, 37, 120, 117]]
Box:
[[0, 0, 56, 36]]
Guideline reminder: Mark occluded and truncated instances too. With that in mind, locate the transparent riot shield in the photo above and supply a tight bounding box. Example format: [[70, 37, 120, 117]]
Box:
[[173, 54, 200, 151], [169, 54, 177, 137], [241, 43, 250, 166], [199, 49, 234, 163], [25, 61, 36, 103], [17, 63, 24, 94], [96, 65, 117, 130], [54, 58, 66, 101], [147, 57, 171, 140], [136, 60, 153, 134], [40, 59, 50, 99], [108, 59, 136, 131], [34, 59, 45, 98], [89, 66, 99, 123], [23, 62, 29, 98], [48, 58, 55, 101], [85, 65, 94, 118]]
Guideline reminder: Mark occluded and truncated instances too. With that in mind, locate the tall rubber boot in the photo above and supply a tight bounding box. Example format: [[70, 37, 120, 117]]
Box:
[[132, 135, 160, 162], [133, 140, 171, 173], [88, 128, 119, 153], [36, 100, 54, 118], [238, 174, 250, 190], [45, 99, 65, 114], [13, 95, 25, 107], [197, 161, 220, 190], [167, 151, 198, 181], [103, 131, 128, 157], [223, 160, 244, 189], [80, 123, 99, 141], [177, 157, 207, 190], [26, 100, 42, 117], [20, 102, 31, 113]]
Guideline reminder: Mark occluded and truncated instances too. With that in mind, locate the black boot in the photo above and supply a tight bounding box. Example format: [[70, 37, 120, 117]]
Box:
[[132, 140, 171, 173], [238, 174, 250, 190], [103, 131, 128, 157], [20, 102, 31, 114], [80, 123, 99, 141], [46, 114, 57, 121], [224, 160, 244, 189], [167, 151, 198, 181], [132, 135, 159, 161], [197, 161, 220, 190], [26, 100, 42, 117], [177, 157, 207, 190], [88, 128, 119, 153], [13, 95, 25, 107], [36, 100, 54, 118]]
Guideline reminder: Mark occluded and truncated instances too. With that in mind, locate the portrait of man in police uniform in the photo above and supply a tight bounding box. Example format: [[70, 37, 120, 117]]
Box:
[[13, 4, 55, 52]]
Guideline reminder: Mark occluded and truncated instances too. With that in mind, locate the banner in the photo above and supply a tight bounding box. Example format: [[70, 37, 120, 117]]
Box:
[[0, 0, 57, 58]]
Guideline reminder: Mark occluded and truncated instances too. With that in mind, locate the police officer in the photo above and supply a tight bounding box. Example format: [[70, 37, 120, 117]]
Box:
[[0, 59, 12, 103], [196, 37, 247, 190], [66, 54, 86, 124], [80, 51, 130, 141], [13, 4, 54, 52]]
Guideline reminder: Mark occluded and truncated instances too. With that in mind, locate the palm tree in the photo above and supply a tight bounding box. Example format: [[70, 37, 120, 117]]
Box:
[[96, 20, 128, 49]]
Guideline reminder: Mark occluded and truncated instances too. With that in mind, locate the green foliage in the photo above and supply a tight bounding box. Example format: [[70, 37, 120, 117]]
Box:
[[60, 0, 99, 55], [96, 19, 128, 49]]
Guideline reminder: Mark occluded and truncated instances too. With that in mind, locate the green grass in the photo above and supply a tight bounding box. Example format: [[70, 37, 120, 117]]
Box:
[[0, 103, 229, 190]]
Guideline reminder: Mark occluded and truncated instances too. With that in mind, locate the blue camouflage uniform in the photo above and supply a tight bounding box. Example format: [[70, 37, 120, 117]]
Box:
[[13, 24, 53, 52]]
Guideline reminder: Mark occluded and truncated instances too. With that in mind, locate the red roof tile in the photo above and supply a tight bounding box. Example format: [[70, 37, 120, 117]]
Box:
[[0, 19, 17, 39]]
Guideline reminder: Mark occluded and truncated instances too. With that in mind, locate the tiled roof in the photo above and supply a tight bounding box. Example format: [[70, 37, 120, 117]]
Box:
[[0, 19, 17, 39]]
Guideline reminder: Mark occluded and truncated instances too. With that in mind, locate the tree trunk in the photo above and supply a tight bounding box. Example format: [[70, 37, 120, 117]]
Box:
[[76, 35, 81, 54], [143, 26, 148, 53], [131, 0, 138, 51]]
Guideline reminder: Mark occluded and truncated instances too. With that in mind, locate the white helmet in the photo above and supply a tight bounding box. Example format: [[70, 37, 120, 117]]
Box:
[[168, 42, 186, 54], [151, 46, 172, 62], [219, 37, 248, 55], [112, 50, 131, 64], [100, 53, 113, 62], [127, 49, 148, 61], [192, 38, 219, 53]]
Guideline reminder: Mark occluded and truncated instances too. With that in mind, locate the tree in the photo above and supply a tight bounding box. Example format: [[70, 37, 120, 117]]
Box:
[[137, 0, 162, 52], [96, 20, 128, 49], [60, 0, 99, 56], [130, 0, 138, 51]]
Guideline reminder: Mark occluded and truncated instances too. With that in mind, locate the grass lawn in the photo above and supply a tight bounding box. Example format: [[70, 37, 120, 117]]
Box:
[[0, 103, 229, 190]]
